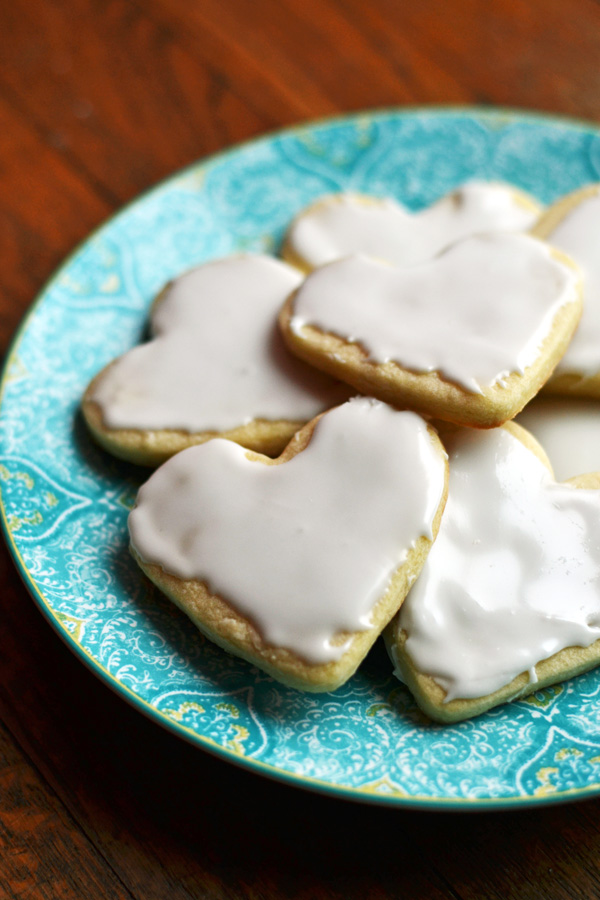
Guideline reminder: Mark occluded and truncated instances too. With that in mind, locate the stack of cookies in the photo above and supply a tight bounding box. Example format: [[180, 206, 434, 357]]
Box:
[[82, 181, 600, 722]]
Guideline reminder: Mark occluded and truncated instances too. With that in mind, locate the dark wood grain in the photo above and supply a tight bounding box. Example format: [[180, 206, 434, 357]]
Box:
[[0, 95, 111, 349], [1, 0, 268, 203], [3, 1, 600, 898], [0, 723, 130, 900], [335, 0, 600, 117]]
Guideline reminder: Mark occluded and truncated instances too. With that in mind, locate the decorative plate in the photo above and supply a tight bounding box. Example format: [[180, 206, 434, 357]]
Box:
[[3, 107, 600, 810]]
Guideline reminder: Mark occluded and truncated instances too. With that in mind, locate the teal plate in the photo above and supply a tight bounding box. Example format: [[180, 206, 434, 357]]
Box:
[[4, 107, 600, 810]]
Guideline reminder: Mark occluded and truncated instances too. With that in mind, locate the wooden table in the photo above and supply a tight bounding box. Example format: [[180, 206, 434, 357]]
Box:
[[3, 2, 600, 897]]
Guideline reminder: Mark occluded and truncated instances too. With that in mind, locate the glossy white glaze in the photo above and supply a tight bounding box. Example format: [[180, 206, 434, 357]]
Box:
[[287, 181, 540, 268], [399, 426, 600, 701], [289, 234, 579, 393], [545, 192, 600, 377], [129, 398, 447, 664], [92, 255, 346, 432]]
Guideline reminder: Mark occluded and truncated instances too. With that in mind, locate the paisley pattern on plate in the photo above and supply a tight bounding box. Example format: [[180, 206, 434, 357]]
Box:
[[3, 108, 600, 809]]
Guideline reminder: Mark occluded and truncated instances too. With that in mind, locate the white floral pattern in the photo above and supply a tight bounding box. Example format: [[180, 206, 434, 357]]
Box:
[[3, 109, 600, 808]]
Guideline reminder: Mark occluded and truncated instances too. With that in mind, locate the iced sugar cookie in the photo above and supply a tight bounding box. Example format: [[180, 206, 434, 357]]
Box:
[[516, 397, 600, 481], [129, 398, 448, 692], [83, 255, 349, 466], [533, 184, 600, 396], [387, 423, 600, 723], [279, 233, 582, 428], [282, 181, 541, 271]]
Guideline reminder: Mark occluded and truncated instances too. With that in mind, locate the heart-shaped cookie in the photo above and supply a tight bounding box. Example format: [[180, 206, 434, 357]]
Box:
[[83, 254, 349, 466], [282, 181, 542, 272], [532, 183, 600, 396], [387, 422, 600, 722], [129, 398, 448, 692], [279, 233, 582, 428]]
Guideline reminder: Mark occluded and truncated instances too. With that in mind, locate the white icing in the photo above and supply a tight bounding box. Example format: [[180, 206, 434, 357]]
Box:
[[516, 398, 600, 481], [288, 181, 540, 269], [399, 427, 600, 702], [129, 398, 446, 665], [290, 234, 579, 393], [545, 193, 600, 377], [92, 255, 347, 432]]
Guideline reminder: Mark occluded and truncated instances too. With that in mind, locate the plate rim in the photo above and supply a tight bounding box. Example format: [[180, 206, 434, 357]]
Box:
[[4, 104, 600, 811]]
